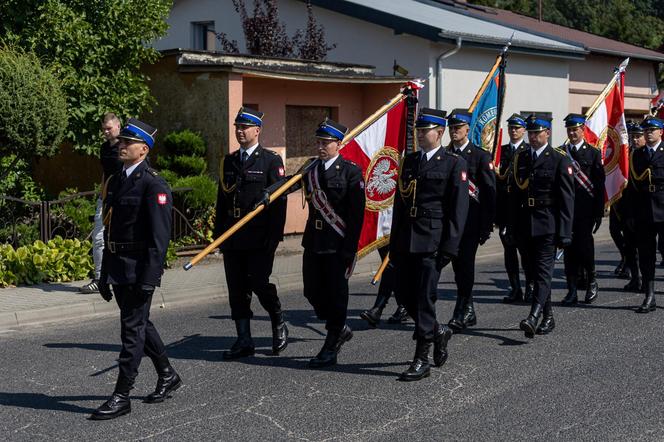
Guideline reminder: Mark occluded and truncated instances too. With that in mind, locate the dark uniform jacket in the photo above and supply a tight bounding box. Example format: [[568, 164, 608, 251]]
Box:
[[101, 161, 172, 287], [301, 156, 366, 257], [390, 148, 469, 258], [496, 140, 529, 228], [626, 143, 664, 223], [214, 145, 287, 251], [507, 144, 575, 240], [450, 142, 496, 237], [561, 141, 605, 221]]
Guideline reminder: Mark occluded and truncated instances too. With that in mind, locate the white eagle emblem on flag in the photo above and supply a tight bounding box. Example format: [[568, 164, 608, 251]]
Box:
[[366, 158, 397, 198]]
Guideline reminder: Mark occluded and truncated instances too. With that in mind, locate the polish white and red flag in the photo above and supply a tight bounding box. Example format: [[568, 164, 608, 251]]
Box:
[[584, 59, 629, 206], [340, 81, 421, 258]]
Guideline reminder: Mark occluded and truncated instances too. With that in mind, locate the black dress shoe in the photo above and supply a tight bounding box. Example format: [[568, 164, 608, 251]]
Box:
[[519, 304, 542, 339], [223, 319, 255, 360], [360, 306, 383, 328], [309, 332, 339, 369], [399, 340, 431, 382], [90, 393, 131, 420], [535, 315, 555, 335], [272, 322, 289, 355], [387, 305, 409, 324], [636, 282, 656, 313], [433, 325, 452, 367], [585, 280, 598, 304], [448, 298, 466, 332], [561, 290, 578, 306], [145, 368, 182, 403], [462, 302, 477, 328], [624, 277, 642, 292]]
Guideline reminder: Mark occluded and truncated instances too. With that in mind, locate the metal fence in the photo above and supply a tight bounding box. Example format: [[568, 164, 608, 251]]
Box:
[[0, 188, 207, 249]]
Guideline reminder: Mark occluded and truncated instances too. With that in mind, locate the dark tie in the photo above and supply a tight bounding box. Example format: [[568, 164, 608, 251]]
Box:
[[119, 170, 127, 184], [532, 150, 537, 163], [241, 150, 249, 165], [648, 147, 654, 161], [420, 153, 428, 167]]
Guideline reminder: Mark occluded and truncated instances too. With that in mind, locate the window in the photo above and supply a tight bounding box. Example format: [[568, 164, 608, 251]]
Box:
[[285, 105, 334, 158], [191, 21, 215, 50]]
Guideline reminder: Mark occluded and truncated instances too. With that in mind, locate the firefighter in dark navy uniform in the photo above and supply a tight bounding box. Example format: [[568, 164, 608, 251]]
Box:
[[624, 116, 664, 313], [497, 114, 533, 304], [390, 108, 469, 381], [560, 113, 605, 306], [506, 114, 574, 338], [91, 118, 181, 420], [214, 107, 288, 359], [445, 109, 496, 332], [298, 118, 366, 368]]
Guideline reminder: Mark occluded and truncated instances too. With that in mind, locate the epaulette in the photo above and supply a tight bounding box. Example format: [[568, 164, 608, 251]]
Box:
[[444, 150, 459, 158], [146, 168, 159, 177], [553, 146, 567, 156], [266, 149, 279, 156]]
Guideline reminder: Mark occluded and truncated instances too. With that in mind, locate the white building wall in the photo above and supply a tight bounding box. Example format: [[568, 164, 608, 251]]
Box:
[[154, 0, 571, 145]]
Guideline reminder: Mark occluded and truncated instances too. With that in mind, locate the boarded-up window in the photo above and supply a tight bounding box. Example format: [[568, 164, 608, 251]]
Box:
[[285, 105, 333, 158]]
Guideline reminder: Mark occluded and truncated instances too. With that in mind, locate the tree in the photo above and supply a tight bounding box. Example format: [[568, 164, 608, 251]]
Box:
[[216, 0, 336, 61], [0, 0, 172, 155], [0, 46, 67, 163]]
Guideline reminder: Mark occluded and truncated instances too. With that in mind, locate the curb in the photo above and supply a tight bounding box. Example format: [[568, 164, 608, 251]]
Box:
[[0, 259, 381, 332]]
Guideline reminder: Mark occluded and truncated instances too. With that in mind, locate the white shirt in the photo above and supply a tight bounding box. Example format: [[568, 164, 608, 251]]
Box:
[[510, 139, 525, 150], [531, 144, 548, 159], [123, 160, 143, 178], [240, 143, 259, 159], [452, 139, 471, 154], [324, 154, 339, 170], [571, 140, 585, 151], [421, 145, 442, 162], [647, 140, 662, 154]]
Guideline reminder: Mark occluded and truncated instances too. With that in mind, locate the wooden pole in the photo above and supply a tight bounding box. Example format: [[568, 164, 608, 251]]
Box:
[[341, 93, 406, 146], [371, 254, 390, 285], [468, 54, 502, 113], [183, 172, 304, 270], [584, 58, 629, 119]]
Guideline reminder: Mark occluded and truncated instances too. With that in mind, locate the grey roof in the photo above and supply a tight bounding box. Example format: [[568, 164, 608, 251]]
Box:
[[310, 0, 588, 57]]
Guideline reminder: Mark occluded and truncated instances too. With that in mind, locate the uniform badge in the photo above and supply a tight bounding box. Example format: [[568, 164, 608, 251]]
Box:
[[278, 166, 285, 177], [567, 166, 573, 176], [461, 171, 467, 182], [157, 193, 168, 205]]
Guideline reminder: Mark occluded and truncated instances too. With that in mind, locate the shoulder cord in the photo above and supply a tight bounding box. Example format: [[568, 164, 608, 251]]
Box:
[[219, 156, 238, 193], [397, 157, 417, 211], [512, 150, 529, 190], [629, 150, 652, 183]]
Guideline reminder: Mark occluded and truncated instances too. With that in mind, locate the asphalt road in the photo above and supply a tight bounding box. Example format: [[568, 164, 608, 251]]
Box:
[[2, 238, 664, 441]]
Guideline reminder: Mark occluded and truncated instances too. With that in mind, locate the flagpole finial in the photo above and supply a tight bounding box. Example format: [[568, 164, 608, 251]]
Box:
[[501, 32, 514, 54], [616, 57, 630, 73]]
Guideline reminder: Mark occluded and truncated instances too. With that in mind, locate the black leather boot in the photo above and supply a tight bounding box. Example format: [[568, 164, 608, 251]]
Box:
[[270, 312, 289, 355], [502, 272, 524, 303], [90, 377, 132, 420], [519, 303, 542, 339], [432, 324, 452, 367], [636, 281, 657, 313], [585, 272, 598, 304], [614, 256, 625, 275], [462, 298, 477, 328], [536, 301, 555, 335], [524, 281, 534, 303], [145, 363, 182, 404], [399, 339, 431, 381], [223, 319, 255, 360], [360, 294, 389, 328], [448, 297, 466, 331], [309, 326, 353, 368], [562, 275, 578, 306], [387, 305, 409, 324]]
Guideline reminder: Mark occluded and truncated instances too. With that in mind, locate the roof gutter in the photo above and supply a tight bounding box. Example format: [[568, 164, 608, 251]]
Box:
[[436, 37, 463, 108]]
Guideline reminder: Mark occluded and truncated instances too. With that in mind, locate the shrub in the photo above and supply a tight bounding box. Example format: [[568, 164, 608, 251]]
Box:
[[162, 130, 206, 157], [171, 155, 207, 176], [50, 188, 96, 239], [158, 169, 178, 186], [173, 175, 218, 210], [155, 155, 172, 170]]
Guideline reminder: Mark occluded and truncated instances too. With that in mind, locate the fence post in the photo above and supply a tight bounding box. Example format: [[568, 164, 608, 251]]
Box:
[[39, 201, 51, 242]]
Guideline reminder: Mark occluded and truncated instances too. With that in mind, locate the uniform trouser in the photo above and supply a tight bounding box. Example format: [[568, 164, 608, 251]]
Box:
[[377, 246, 396, 300], [500, 230, 525, 277], [564, 219, 595, 279], [636, 221, 664, 283], [393, 252, 440, 341], [609, 208, 626, 256], [518, 234, 556, 312], [451, 232, 480, 302], [92, 198, 105, 280], [223, 247, 281, 321], [302, 250, 348, 333], [113, 285, 167, 384]]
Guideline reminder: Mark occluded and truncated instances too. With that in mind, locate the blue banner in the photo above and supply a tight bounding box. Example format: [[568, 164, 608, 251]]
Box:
[[469, 69, 500, 151]]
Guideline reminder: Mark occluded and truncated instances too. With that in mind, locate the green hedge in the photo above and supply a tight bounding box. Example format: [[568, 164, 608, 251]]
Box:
[[162, 129, 206, 156], [173, 175, 218, 210], [0, 237, 93, 287], [171, 155, 207, 176]]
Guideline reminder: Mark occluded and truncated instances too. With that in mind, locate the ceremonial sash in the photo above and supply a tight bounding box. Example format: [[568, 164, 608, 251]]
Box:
[[468, 178, 480, 202], [307, 161, 347, 237], [566, 145, 594, 197]]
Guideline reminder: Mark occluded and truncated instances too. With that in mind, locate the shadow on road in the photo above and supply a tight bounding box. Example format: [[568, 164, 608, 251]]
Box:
[[0, 392, 101, 414]]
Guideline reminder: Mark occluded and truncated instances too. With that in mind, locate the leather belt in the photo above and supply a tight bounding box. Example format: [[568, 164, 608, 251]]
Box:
[[524, 197, 554, 208], [107, 241, 146, 254], [409, 208, 444, 218]]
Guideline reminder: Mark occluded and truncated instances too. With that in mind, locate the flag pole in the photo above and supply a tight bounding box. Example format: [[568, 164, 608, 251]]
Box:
[[468, 55, 502, 113], [371, 254, 390, 285], [584, 58, 629, 119], [341, 93, 407, 146]]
